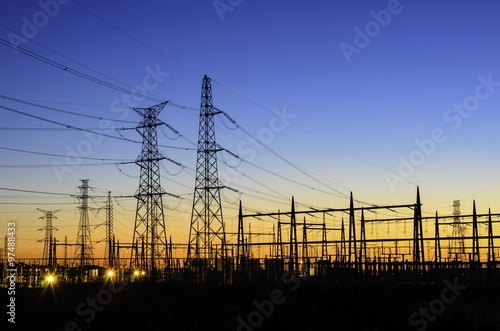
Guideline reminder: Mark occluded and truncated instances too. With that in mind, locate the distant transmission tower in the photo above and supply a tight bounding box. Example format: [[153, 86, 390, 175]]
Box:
[[130, 102, 168, 282], [38, 209, 60, 269], [450, 200, 466, 261], [186, 75, 227, 282], [105, 191, 115, 267], [75, 179, 94, 267]]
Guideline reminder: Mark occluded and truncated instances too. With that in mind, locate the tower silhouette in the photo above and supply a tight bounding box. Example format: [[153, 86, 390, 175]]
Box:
[[450, 200, 466, 261], [130, 102, 168, 282], [186, 75, 227, 282], [105, 191, 115, 268], [38, 208, 60, 270], [75, 179, 94, 267]]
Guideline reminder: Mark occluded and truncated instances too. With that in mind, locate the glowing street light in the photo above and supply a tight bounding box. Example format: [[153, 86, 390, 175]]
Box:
[[45, 274, 56, 285]]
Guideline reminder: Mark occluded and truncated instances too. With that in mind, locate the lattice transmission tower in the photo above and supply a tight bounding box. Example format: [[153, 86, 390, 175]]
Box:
[[185, 75, 227, 282], [38, 208, 60, 269], [104, 191, 115, 267], [449, 200, 466, 261], [75, 179, 94, 267], [130, 102, 168, 282]]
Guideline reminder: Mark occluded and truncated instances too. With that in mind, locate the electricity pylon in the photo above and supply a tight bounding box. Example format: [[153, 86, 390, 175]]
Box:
[[186, 75, 227, 283], [38, 208, 60, 270], [130, 102, 169, 282], [75, 179, 94, 267]]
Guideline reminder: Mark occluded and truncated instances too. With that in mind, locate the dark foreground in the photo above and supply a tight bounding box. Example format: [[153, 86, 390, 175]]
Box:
[[2, 278, 500, 331]]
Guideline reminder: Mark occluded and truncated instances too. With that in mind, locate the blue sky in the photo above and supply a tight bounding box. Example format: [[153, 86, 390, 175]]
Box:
[[1, 0, 500, 258]]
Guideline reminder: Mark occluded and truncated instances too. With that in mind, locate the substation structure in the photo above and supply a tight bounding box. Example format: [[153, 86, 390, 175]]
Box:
[[230, 188, 500, 285], [3, 188, 499, 287]]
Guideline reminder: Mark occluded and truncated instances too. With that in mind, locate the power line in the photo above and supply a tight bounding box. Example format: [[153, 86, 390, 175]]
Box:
[[0, 186, 133, 198], [0, 103, 195, 150], [0, 146, 134, 162], [0, 37, 165, 103], [0, 94, 137, 124], [0, 127, 123, 132], [218, 110, 350, 198]]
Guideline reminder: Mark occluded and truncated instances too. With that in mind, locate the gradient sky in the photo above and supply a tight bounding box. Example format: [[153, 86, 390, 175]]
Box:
[[1, 0, 499, 259]]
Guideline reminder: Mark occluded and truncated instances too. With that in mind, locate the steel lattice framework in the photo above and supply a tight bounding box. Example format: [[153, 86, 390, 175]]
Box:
[[38, 208, 60, 269], [130, 102, 168, 282], [186, 75, 227, 281], [75, 179, 94, 266], [105, 191, 115, 268]]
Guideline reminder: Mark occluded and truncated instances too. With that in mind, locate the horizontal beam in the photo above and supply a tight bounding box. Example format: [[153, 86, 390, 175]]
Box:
[[242, 204, 417, 218]]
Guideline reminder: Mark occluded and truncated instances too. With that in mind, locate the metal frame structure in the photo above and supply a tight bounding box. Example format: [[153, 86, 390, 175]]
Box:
[[130, 102, 169, 282]]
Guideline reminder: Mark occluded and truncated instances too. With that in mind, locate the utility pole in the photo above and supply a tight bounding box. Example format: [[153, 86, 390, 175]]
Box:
[[237, 201, 246, 276], [471, 200, 480, 262], [302, 217, 309, 275], [434, 212, 441, 263], [289, 197, 299, 274], [488, 208, 495, 263], [348, 192, 357, 265], [359, 208, 367, 268], [413, 187, 424, 264]]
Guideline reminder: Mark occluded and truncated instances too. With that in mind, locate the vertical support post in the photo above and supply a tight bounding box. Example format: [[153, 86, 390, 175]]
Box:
[[413, 187, 424, 264], [488, 208, 495, 263], [277, 212, 283, 260], [322, 213, 328, 260], [237, 201, 246, 276], [472, 200, 480, 262], [341, 218, 346, 263], [348, 192, 357, 265], [359, 208, 366, 268], [289, 197, 299, 273], [302, 217, 308, 275], [434, 212, 441, 263]]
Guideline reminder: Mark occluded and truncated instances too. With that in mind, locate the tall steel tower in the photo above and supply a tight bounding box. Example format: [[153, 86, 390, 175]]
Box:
[[450, 200, 466, 261], [38, 208, 60, 269], [75, 179, 94, 267], [105, 191, 115, 268], [130, 102, 168, 282], [186, 75, 227, 282]]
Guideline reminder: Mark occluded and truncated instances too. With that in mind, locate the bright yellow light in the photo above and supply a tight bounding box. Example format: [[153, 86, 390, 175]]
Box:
[[107, 270, 114, 277], [141, 271, 145, 276], [46, 275, 55, 284], [134, 270, 140, 276]]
